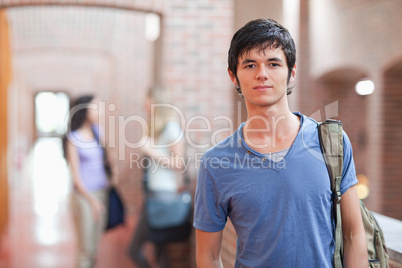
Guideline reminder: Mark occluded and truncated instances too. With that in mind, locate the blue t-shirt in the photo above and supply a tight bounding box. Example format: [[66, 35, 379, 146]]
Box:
[[193, 113, 358, 267]]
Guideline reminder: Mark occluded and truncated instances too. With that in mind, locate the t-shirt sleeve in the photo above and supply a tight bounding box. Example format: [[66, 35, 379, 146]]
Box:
[[340, 131, 359, 195], [193, 155, 228, 232]]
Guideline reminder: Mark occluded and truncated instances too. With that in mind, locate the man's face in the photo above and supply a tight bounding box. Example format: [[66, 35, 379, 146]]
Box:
[[229, 46, 296, 110]]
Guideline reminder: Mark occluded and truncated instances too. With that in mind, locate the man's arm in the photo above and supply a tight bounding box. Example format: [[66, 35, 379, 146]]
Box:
[[340, 185, 368, 267], [196, 229, 224, 268]]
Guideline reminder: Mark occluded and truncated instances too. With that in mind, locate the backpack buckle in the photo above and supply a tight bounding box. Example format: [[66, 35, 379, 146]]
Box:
[[335, 191, 342, 204]]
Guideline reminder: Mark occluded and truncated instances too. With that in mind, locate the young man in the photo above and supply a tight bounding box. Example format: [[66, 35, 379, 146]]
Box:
[[193, 19, 367, 267]]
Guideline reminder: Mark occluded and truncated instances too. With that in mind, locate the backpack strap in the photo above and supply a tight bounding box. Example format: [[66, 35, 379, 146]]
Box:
[[318, 119, 344, 268], [91, 126, 112, 179]]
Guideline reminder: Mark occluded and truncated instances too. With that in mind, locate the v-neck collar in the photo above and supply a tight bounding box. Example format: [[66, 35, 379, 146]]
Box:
[[236, 112, 304, 171]]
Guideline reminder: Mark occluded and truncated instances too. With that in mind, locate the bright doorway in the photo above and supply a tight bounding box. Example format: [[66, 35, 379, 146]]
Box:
[[35, 92, 70, 138]]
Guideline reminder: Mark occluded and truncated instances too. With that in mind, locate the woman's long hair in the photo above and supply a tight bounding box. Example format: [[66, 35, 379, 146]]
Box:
[[62, 95, 94, 158], [147, 86, 175, 139], [69, 95, 95, 132]]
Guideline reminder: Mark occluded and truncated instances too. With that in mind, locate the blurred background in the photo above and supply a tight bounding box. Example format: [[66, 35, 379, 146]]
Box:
[[0, 0, 401, 267]]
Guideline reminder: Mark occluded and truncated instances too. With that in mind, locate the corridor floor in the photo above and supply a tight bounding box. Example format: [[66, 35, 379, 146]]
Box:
[[0, 138, 139, 268]]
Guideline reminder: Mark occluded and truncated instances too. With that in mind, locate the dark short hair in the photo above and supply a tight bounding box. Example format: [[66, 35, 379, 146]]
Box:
[[228, 18, 296, 96]]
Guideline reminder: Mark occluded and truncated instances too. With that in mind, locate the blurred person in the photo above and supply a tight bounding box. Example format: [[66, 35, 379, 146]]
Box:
[[64, 95, 113, 268], [128, 86, 185, 268], [194, 19, 367, 267]]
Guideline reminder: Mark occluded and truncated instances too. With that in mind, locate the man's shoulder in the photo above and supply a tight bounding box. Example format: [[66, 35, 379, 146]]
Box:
[[299, 113, 351, 140], [297, 113, 318, 126], [202, 126, 243, 159], [294, 112, 319, 136]]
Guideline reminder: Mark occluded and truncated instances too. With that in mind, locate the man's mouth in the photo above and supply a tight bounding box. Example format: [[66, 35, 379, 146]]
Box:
[[253, 85, 272, 91]]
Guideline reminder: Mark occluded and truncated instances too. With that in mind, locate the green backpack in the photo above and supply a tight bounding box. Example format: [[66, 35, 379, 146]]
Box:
[[318, 119, 389, 268]]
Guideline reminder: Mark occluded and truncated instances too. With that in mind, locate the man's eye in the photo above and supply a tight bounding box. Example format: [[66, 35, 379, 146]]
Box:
[[270, 63, 280, 67], [245, 64, 255, 69]]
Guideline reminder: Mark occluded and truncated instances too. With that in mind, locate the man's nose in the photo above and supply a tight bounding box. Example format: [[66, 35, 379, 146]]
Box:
[[256, 66, 269, 80]]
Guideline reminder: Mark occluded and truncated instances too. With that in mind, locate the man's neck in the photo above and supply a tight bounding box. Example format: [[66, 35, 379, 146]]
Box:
[[243, 106, 300, 153]]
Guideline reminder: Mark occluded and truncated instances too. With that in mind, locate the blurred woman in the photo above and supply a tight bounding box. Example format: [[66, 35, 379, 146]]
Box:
[[128, 87, 185, 268], [64, 95, 110, 268]]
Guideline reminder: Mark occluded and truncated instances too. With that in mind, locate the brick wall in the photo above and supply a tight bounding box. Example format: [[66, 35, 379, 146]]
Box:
[[162, 0, 234, 160], [382, 63, 402, 220], [4, 1, 235, 266], [308, 0, 402, 219], [312, 70, 368, 179], [161, 1, 234, 266]]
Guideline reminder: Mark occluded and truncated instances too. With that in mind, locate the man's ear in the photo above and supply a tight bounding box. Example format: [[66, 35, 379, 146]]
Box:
[[289, 64, 296, 83], [228, 67, 239, 86]]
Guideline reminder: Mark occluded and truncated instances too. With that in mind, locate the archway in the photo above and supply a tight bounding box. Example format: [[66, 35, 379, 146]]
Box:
[[315, 68, 370, 199]]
